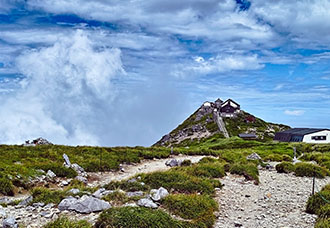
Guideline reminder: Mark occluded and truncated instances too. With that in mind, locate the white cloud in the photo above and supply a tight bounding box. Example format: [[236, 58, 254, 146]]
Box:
[[0, 30, 124, 145], [284, 110, 305, 116], [188, 54, 264, 75]]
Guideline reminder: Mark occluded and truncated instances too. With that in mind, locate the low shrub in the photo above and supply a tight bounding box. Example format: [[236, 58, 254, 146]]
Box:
[[95, 207, 184, 228], [0, 178, 14, 196], [315, 218, 330, 228], [189, 163, 225, 178], [198, 157, 218, 164], [306, 190, 330, 214], [35, 164, 77, 178], [275, 162, 295, 173], [181, 160, 192, 166], [140, 170, 216, 194], [294, 163, 329, 178], [104, 180, 149, 192], [229, 163, 259, 184], [102, 191, 130, 206], [162, 194, 218, 221], [264, 154, 291, 162], [318, 204, 330, 219], [31, 187, 67, 205], [43, 216, 92, 228]]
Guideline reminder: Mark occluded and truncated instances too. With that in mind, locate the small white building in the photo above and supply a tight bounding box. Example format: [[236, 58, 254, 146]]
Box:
[[274, 128, 330, 144], [303, 130, 330, 144]]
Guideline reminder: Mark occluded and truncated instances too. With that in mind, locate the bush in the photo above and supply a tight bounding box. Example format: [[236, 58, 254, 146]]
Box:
[[181, 160, 192, 166], [140, 170, 216, 194], [36, 164, 77, 178], [318, 204, 330, 219], [275, 162, 295, 174], [0, 178, 14, 196], [189, 163, 225, 178], [306, 190, 330, 214], [229, 163, 259, 184], [315, 218, 330, 228], [102, 191, 130, 206], [264, 154, 291, 162], [31, 187, 67, 205], [43, 216, 92, 228], [162, 194, 218, 221], [294, 163, 329, 178], [198, 157, 218, 164], [104, 180, 149, 192], [95, 207, 184, 228]]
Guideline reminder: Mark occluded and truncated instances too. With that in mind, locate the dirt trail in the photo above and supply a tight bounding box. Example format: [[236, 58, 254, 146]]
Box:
[[215, 168, 330, 228], [89, 155, 205, 187]]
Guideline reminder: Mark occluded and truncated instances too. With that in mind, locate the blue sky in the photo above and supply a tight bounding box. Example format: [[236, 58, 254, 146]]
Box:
[[1, 0, 330, 146]]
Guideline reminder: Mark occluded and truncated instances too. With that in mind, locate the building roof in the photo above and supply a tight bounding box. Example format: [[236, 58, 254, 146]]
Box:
[[238, 133, 257, 138], [277, 128, 330, 136], [221, 99, 240, 108]]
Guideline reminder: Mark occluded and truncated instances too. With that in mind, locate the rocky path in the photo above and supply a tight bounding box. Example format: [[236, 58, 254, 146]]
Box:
[[89, 154, 205, 187], [215, 168, 330, 228]]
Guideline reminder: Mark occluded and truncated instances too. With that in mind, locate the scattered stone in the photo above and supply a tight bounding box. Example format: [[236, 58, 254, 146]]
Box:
[[123, 202, 138, 207], [68, 195, 111, 213], [68, 188, 80, 195], [23, 138, 52, 146], [71, 163, 87, 177], [127, 178, 137, 183], [75, 176, 88, 184], [126, 191, 144, 197], [2, 217, 18, 228], [44, 203, 55, 209], [150, 187, 169, 201], [18, 196, 33, 206], [165, 159, 181, 167], [46, 170, 56, 178], [246, 153, 261, 160], [92, 188, 113, 198], [32, 202, 45, 207], [0, 208, 6, 218], [63, 153, 71, 167], [60, 180, 70, 186], [137, 198, 158, 209]]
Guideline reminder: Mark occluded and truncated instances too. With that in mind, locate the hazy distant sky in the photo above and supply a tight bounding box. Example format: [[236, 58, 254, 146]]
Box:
[[1, 0, 330, 146]]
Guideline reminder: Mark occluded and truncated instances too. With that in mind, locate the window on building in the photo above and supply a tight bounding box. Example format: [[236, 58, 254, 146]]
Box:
[[311, 136, 327, 141]]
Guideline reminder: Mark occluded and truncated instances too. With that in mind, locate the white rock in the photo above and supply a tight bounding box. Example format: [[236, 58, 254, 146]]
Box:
[[46, 170, 56, 178], [137, 198, 158, 209], [150, 187, 169, 201]]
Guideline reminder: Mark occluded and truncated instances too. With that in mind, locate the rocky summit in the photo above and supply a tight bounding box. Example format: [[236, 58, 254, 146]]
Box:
[[155, 98, 290, 147]]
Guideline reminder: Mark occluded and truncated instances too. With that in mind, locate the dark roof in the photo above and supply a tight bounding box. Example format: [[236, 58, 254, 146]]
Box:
[[222, 99, 240, 107], [277, 128, 329, 136], [238, 133, 257, 138]]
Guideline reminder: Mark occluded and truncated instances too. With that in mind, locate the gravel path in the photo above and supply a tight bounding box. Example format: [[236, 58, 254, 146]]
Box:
[[215, 168, 330, 228], [89, 154, 205, 187]]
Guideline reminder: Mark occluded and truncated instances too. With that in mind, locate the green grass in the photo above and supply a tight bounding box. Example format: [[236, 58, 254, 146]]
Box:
[[0, 177, 14, 196], [315, 218, 330, 228], [104, 180, 149, 192], [229, 162, 259, 184], [95, 207, 185, 228], [162, 194, 218, 221], [43, 217, 92, 228], [31, 187, 68, 205], [275, 162, 295, 173], [306, 184, 330, 214], [294, 163, 329, 178]]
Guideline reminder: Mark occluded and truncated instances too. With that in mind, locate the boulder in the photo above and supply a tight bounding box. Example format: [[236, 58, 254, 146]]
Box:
[[68, 188, 80, 195], [165, 159, 181, 167], [46, 170, 56, 178], [63, 153, 71, 167], [126, 191, 144, 197], [246, 153, 261, 160], [150, 187, 169, 201], [58, 196, 78, 211], [71, 163, 86, 176], [18, 195, 33, 206], [137, 198, 158, 209], [68, 195, 111, 213], [2, 217, 18, 228]]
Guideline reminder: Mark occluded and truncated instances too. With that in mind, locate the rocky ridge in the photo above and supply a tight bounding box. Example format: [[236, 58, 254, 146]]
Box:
[[155, 99, 289, 147]]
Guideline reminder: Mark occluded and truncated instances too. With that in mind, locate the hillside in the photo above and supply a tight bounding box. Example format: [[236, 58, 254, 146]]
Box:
[[155, 98, 290, 147]]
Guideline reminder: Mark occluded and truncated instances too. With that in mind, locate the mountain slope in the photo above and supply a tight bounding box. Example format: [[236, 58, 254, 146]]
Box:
[[155, 99, 290, 147]]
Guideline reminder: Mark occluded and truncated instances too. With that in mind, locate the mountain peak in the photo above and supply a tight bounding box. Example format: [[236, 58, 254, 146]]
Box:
[[154, 98, 289, 147]]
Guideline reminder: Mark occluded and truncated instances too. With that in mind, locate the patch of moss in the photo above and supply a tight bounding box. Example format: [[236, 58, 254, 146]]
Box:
[[43, 216, 92, 228]]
